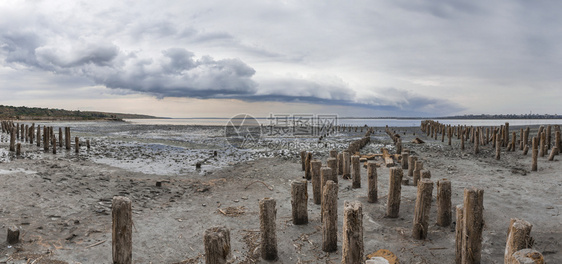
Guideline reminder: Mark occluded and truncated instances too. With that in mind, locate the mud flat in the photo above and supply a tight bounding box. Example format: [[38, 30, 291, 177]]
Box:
[[0, 122, 560, 263]]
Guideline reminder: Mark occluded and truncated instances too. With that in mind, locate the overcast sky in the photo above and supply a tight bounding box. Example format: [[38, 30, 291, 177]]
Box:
[[1, 0, 561, 118]]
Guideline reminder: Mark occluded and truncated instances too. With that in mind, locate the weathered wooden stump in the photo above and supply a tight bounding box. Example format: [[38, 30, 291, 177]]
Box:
[[504, 218, 533, 264], [548, 146, 558, 161], [351, 155, 361, 188], [10, 128, 15, 152], [112, 196, 132, 264], [455, 205, 464, 264], [539, 132, 546, 157], [337, 152, 344, 176], [386, 168, 403, 218], [343, 151, 351, 179], [322, 180, 338, 252], [413, 160, 423, 186], [474, 130, 479, 154], [291, 180, 308, 225], [496, 133, 501, 160], [204, 226, 231, 264], [259, 198, 278, 260], [327, 157, 337, 182], [367, 161, 377, 203], [86, 139, 91, 149], [532, 137, 538, 171], [412, 179, 433, 240], [300, 151, 306, 171], [436, 179, 452, 227], [329, 149, 337, 159], [421, 169, 431, 179], [408, 156, 417, 177], [305, 152, 312, 180], [461, 188, 484, 264], [7, 225, 19, 244], [16, 143, 21, 156], [59, 127, 63, 148], [342, 201, 363, 263], [311, 160, 322, 205], [52, 138, 56, 154]]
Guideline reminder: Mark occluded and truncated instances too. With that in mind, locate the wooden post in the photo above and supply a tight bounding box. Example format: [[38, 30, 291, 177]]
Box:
[[401, 151, 409, 170], [519, 128, 524, 150], [204, 226, 231, 264], [548, 146, 558, 161], [52, 138, 56, 154], [510, 249, 544, 264], [461, 134, 465, 150], [311, 160, 322, 205], [462, 188, 484, 264], [408, 156, 417, 177], [342, 201, 363, 264], [304, 152, 312, 180], [326, 158, 338, 183], [474, 130, 479, 154], [86, 139, 91, 149], [421, 169, 431, 179], [496, 133, 501, 160], [112, 196, 132, 264], [505, 122, 510, 147], [412, 179, 433, 240], [539, 132, 546, 157], [329, 149, 337, 158], [30, 124, 34, 144], [291, 180, 308, 225], [456, 205, 464, 264], [532, 137, 538, 171], [436, 179, 452, 227], [413, 160, 423, 186], [504, 218, 533, 264], [36, 125, 41, 147], [259, 198, 278, 260], [322, 180, 338, 252], [554, 130, 560, 155], [367, 161, 377, 203], [43, 126, 48, 151], [300, 151, 306, 171], [58, 127, 63, 148], [9, 127, 15, 152], [7, 226, 19, 244], [448, 126, 452, 145], [75, 137, 79, 153], [386, 168, 403, 218], [523, 145, 529, 155], [337, 152, 343, 176], [16, 143, 21, 156], [343, 151, 351, 179], [321, 167, 335, 192], [546, 125, 551, 150], [66, 127, 71, 150], [351, 155, 361, 188]]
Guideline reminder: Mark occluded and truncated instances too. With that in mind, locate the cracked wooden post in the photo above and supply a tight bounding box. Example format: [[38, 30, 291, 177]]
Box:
[[386, 167, 403, 218], [519, 128, 524, 150], [304, 152, 312, 180], [532, 137, 538, 172], [43, 126, 49, 151], [259, 198, 278, 260], [448, 126, 452, 145], [75, 136, 80, 153], [300, 151, 306, 171], [16, 143, 21, 156], [510, 249, 544, 264], [455, 205, 464, 264], [504, 218, 533, 264], [504, 122, 510, 147], [401, 151, 409, 170], [351, 155, 361, 188], [413, 160, 423, 186], [337, 152, 344, 176], [204, 226, 231, 264], [367, 161, 377, 203], [461, 134, 465, 150], [112, 196, 132, 264], [436, 179, 452, 227], [7, 225, 19, 244], [412, 179, 433, 240], [291, 180, 308, 225], [322, 180, 338, 252], [511, 132, 516, 152], [342, 201, 363, 264], [327, 158, 337, 183], [321, 167, 335, 192], [311, 160, 322, 205], [9, 127, 15, 152], [461, 187, 484, 264], [496, 133, 501, 160], [29, 124, 34, 144], [524, 126, 530, 149], [408, 156, 417, 177]]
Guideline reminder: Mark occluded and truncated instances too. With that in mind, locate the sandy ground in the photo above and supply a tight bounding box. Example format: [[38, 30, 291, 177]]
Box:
[[0, 124, 560, 263]]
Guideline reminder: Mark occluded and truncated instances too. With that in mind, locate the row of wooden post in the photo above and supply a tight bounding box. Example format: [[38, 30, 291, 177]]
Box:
[[421, 120, 561, 172], [1, 120, 90, 155]]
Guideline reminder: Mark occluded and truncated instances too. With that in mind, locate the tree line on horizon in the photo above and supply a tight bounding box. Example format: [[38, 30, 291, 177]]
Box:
[[0, 105, 155, 120]]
